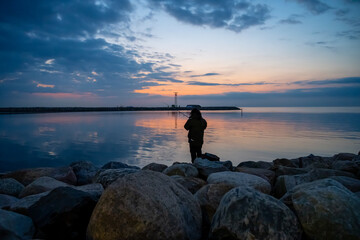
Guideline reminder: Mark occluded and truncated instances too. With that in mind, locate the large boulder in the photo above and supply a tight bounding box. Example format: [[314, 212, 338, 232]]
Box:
[[0, 209, 35, 240], [331, 160, 359, 174], [207, 171, 271, 194], [235, 167, 275, 184], [10, 191, 49, 215], [0, 167, 77, 185], [101, 161, 140, 170], [275, 166, 308, 177], [170, 175, 206, 194], [94, 168, 139, 188], [73, 183, 104, 201], [333, 152, 357, 161], [292, 154, 332, 169], [87, 171, 202, 240], [0, 178, 25, 197], [163, 163, 199, 177], [210, 187, 302, 240], [142, 163, 168, 172], [193, 158, 232, 179], [28, 187, 97, 240], [0, 194, 18, 209], [291, 179, 360, 240], [330, 176, 360, 192], [70, 161, 99, 185], [19, 176, 68, 198], [237, 161, 273, 170], [273, 158, 297, 168]]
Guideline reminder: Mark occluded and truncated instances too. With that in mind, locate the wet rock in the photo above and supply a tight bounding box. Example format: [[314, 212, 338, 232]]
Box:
[[19, 176, 68, 198], [291, 179, 360, 240], [101, 161, 140, 170], [330, 176, 360, 192], [28, 187, 97, 240], [163, 163, 199, 177], [210, 187, 302, 240], [275, 166, 308, 177], [0, 209, 35, 240], [235, 167, 275, 184], [94, 168, 139, 188], [273, 158, 297, 168], [0, 194, 18, 209], [333, 152, 357, 161], [332, 160, 359, 174], [193, 158, 231, 179], [142, 162, 168, 172], [10, 191, 49, 215], [0, 178, 25, 197], [170, 175, 206, 194], [87, 171, 202, 240], [70, 161, 99, 185], [237, 160, 273, 170], [207, 171, 271, 194], [0, 167, 77, 186]]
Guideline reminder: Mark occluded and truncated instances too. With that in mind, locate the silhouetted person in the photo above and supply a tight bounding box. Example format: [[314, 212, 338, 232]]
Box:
[[184, 108, 207, 163]]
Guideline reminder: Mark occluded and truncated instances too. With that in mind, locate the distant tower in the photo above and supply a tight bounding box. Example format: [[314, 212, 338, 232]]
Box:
[[174, 92, 178, 108]]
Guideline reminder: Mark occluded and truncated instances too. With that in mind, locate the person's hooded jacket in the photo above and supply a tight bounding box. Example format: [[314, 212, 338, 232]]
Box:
[[184, 115, 207, 146]]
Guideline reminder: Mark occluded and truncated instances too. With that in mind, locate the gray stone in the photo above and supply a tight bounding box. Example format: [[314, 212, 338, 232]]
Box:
[[10, 191, 49, 215], [237, 160, 273, 169], [207, 171, 271, 194], [94, 168, 139, 188], [193, 158, 231, 179], [273, 158, 297, 168], [332, 160, 359, 174], [87, 171, 202, 240], [333, 152, 357, 161], [330, 176, 360, 192], [0, 178, 25, 197], [291, 179, 360, 240], [0, 209, 35, 240], [210, 187, 302, 240], [0, 194, 18, 209], [73, 183, 104, 201], [275, 166, 308, 177], [101, 161, 140, 170], [28, 187, 97, 240], [292, 154, 332, 169], [0, 167, 77, 186], [170, 175, 206, 194], [70, 161, 99, 185], [19, 176, 68, 198], [235, 167, 275, 184], [163, 163, 199, 177], [142, 162, 168, 172]]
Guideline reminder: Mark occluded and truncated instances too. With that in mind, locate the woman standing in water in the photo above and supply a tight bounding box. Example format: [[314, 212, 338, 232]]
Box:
[[184, 108, 207, 163]]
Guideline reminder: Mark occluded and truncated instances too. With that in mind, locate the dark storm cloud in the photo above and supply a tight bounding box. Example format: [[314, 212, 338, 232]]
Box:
[[147, 0, 271, 32], [190, 73, 220, 78], [187, 81, 271, 86], [279, 14, 303, 24], [289, 0, 331, 14]]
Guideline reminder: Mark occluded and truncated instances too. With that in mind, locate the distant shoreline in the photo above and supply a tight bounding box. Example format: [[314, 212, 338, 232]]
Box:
[[0, 106, 241, 114]]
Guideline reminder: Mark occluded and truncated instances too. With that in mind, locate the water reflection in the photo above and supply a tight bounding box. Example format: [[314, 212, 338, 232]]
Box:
[[0, 109, 359, 172]]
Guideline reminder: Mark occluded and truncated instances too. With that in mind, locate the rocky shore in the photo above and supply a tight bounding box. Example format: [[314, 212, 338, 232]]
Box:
[[1, 152, 360, 240]]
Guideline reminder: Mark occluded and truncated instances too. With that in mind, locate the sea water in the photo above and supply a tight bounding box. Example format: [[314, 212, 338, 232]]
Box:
[[0, 107, 359, 172]]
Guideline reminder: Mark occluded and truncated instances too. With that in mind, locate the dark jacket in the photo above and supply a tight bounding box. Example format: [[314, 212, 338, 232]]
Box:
[[184, 117, 207, 146]]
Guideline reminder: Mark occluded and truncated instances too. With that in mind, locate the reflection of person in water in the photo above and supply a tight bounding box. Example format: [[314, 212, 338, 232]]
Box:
[[184, 108, 207, 163]]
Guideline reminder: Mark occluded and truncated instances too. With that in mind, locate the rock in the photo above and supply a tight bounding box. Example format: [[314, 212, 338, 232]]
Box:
[[19, 176, 68, 198], [210, 187, 302, 240], [142, 162, 168, 172], [94, 168, 139, 188], [73, 183, 104, 201], [87, 171, 202, 240], [0, 167, 77, 186], [237, 160, 273, 170], [0, 178, 25, 197], [28, 187, 97, 240], [330, 176, 360, 192], [207, 171, 271, 194], [193, 158, 231, 179], [0, 209, 35, 240], [70, 161, 99, 185], [333, 152, 357, 161], [101, 161, 140, 170], [292, 154, 332, 169], [273, 158, 297, 168], [355, 192, 360, 198], [235, 167, 275, 184], [10, 191, 50, 215], [332, 160, 359, 174], [0, 194, 18, 209], [291, 179, 360, 240], [163, 163, 199, 177], [203, 152, 220, 161], [170, 175, 206, 194], [274, 168, 356, 198], [275, 166, 308, 177]]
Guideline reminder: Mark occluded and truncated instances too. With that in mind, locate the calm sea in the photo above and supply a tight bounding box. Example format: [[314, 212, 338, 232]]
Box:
[[1, 107, 360, 172]]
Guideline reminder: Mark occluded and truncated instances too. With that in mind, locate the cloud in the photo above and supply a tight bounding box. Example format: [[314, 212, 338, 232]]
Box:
[[147, 0, 271, 32], [293, 77, 360, 85], [289, 0, 331, 14], [45, 59, 55, 65], [187, 81, 271, 86], [336, 30, 360, 40], [190, 73, 220, 78], [279, 14, 303, 24]]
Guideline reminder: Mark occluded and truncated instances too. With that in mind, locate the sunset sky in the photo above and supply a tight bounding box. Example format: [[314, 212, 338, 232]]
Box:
[[0, 0, 359, 107]]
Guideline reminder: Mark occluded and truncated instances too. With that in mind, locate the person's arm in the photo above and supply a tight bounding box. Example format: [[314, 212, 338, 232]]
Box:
[[202, 119, 207, 130], [184, 119, 191, 130]]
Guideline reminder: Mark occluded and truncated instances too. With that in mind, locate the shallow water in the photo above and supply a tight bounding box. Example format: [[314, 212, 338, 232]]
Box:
[[1, 107, 359, 172]]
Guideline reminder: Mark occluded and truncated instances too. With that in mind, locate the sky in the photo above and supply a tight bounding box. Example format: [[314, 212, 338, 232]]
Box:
[[0, 0, 359, 107]]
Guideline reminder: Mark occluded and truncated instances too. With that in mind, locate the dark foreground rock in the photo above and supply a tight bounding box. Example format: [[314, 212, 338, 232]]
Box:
[[28, 187, 97, 240], [171, 175, 206, 194], [142, 162, 168, 172], [0, 194, 18, 209], [210, 187, 302, 240], [291, 179, 360, 240], [93, 168, 139, 188], [19, 176, 68, 198], [193, 158, 232, 179], [70, 161, 99, 185], [163, 163, 199, 177], [235, 167, 275, 184], [0, 209, 35, 240], [87, 170, 202, 240], [0, 178, 25, 197], [101, 161, 140, 170]]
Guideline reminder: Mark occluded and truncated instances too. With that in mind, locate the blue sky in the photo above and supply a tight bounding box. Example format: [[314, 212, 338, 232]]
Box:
[[0, 0, 359, 107]]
